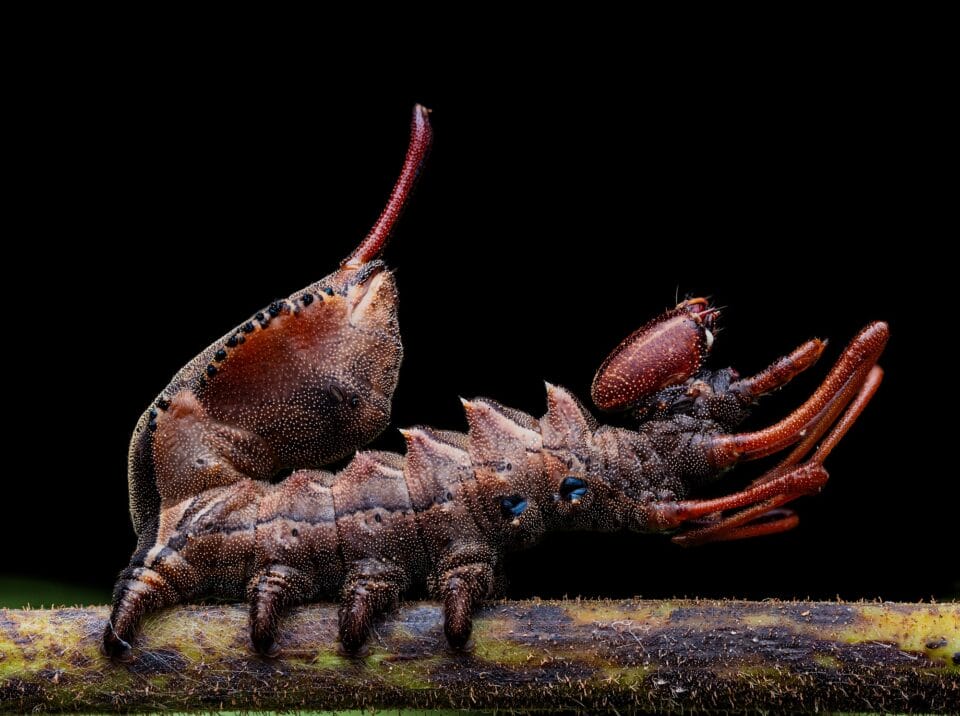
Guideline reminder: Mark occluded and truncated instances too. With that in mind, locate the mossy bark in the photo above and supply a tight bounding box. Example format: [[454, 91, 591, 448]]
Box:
[[1, 600, 957, 712]]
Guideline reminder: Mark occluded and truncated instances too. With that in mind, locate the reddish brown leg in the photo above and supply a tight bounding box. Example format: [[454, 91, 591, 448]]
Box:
[[689, 506, 800, 543], [707, 322, 888, 466], [761, 359, 874, 480], [666, 363, 884, 545], [742, 355, 878, 490], [730, 338, 826, 400]]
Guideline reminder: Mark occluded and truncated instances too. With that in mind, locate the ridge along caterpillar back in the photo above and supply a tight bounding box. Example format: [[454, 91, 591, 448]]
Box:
[[104, 105, 889, 660]]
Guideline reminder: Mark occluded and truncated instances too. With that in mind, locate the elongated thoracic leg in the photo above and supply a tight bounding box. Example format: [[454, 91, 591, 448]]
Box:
[[648, 321, 888, 546], [729, 338, 826, 401], [708, 322, 888, 466], [338, 560, 407, 654], [669, 364, 883, 545]]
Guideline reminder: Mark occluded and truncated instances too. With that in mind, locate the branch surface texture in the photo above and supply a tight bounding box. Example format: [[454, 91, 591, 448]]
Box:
[[2, 600, 958, 712]]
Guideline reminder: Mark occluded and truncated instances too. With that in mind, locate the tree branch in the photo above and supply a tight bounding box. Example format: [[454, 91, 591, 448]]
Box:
[[1, 600, 957, 713]]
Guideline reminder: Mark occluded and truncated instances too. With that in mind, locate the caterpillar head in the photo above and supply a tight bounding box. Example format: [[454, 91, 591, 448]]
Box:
[[540, 384, 658, 534]]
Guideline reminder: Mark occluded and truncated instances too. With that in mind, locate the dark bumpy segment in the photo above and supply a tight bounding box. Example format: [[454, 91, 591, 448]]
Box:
[[105, 106, 888, 660]]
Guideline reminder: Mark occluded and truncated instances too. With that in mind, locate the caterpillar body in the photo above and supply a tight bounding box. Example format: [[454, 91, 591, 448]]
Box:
[[104, 105, 888, 659]]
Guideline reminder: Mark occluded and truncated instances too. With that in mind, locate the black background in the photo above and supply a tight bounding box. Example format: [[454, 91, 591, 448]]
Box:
[[5, 52, 953, 603]]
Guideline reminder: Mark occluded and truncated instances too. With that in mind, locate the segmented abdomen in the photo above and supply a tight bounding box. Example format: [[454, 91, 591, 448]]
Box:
[[145, 387, 710, 603], [153, 398, 551, 600]]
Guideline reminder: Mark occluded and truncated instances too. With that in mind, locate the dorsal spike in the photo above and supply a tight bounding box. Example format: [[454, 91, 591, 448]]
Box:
[[543, 383, 597, 452], [401, 427, 471, 469], [338, 451, 403, 482], [462, 398, 541, 468], [401, 426, 472, 511], [333, 451, 409, 514]]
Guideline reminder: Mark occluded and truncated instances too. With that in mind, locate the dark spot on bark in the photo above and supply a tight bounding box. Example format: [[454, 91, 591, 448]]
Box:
[[0, 613, 26, 647], [525, 604, 572, 627], [0, 678, 43, 702], [156, 397, 170, 410], [214, 349, 227, 362], [149, 408, 158, 420], [598, 621, 942, 674], [834, 640, 941, 668], [237, 334, 246, 343], [301, 293, 314, 306], [127, 648, 189, 675], [397, 605, 444, 639], [349, 395, 360, 408], [325, 287, 334, 296], [255, 312, 265, 322], [268, 301, 283, 317], [37, 669, 63, 684], [925, 636, 947, 649], [148, 421, 157, 431], [241, 322, 255, 333], [374, 514, 382, 523], [206, 364, 217, 377], [429, 654, 594, 689], [671, 603, 858, 627], [954, 652, 960, 665], [291, 528, 299, 537], [781, 603, 858, 626], [67, 649, 93, 669], [328, 385, 344, 403], [226, 335, 238, 347], [242, 655, 288, 678]]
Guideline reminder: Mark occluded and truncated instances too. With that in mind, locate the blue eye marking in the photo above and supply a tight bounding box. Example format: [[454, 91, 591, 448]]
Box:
[[560, 476, 587, 501], [500, 495, 528, 517]]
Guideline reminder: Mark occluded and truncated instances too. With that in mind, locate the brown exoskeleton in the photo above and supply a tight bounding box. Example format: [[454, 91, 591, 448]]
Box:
[[104, 105, 888, 660]]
